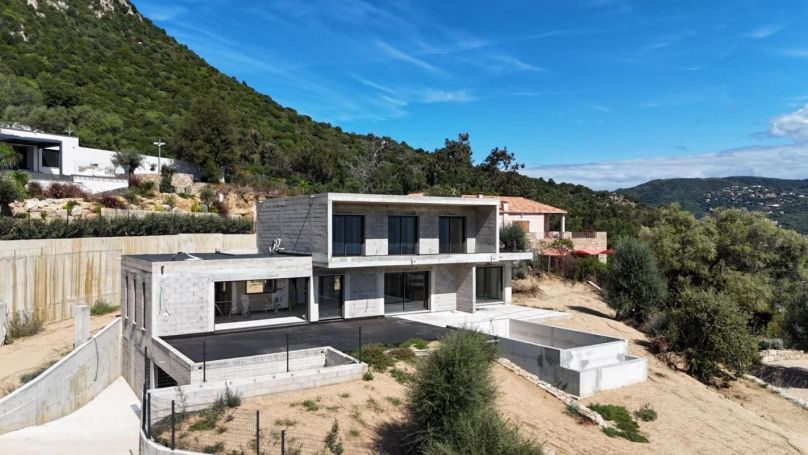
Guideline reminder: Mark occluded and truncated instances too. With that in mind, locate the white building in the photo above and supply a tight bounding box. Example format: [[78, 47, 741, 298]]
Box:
[[0, 126, 199, 193]]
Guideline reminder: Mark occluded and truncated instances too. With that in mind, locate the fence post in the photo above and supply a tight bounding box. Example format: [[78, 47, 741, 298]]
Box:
[[147, 393, 152, 438], [203, 340, 207, 382], [281, 429, 286, 455], [255, 410, 260, 455], [286, 333, 290, 372], [141, 382, 147, 432], [358, 326, 362, 363], [144, 346, 150, 389], [171, 399, 176, 450]]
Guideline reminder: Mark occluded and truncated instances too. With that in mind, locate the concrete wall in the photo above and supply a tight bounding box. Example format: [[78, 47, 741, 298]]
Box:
[[0, 234, 256, 323], [0, 302, 5, 346], [122, 254, 311, 338], [256, 195, 328, 262], [0, 318, 122, 435], [190, 347, 349, 383]]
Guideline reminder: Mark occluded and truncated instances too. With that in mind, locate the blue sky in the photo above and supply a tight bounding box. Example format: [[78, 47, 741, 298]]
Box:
[[134, 0, 808, 189]]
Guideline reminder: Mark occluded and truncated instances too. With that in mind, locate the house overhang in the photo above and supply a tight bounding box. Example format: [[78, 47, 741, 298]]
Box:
[[328, 192, 499, 208], [318, 252, 533, 269]]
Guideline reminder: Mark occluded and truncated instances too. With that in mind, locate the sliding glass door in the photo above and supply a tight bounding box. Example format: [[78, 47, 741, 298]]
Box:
[[475, 267, 503, 303], [384, 271, 429, 313], [439, 216, 466, 254], [318, 275, 344, 319]]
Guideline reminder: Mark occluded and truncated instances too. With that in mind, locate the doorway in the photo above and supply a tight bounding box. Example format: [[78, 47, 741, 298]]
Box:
[[318, 275, 344, 319]]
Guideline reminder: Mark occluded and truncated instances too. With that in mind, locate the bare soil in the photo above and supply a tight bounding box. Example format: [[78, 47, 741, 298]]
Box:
[[0, 312, 118, 397]]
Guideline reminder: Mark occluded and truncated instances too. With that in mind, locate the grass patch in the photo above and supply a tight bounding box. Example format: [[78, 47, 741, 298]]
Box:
[[389, 367, 413, 384], [349, 428, 360, 438], [6, 313, 44, 340], [189, 401, 226, 431], [201, 441, 224, 454], [301, 399, 319, 412], [338, 393, 351, 399], [634, 402, 658, 422], [349, 407, 366, 427], [366, 397, 382, 413], [385, 396, 402, 407], [399, 338, 429, 349], [589, 403, 649, 443], [90, 299, 118, 316], [351, 343, 395, 371], [215, 384, 242, 409], [19, 361, 56, 383], [388, 347, 417, 363], [274, 418, 297, 427], [362, 370, 374, 381]]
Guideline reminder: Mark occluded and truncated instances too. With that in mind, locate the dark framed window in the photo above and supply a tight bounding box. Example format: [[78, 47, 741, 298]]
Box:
[[439, 216, 466, 254], [318, 275, 344, 319], [333, 215, 364, 256], [475, 267, 503, 303], [384, 271, 429, 313], [388, 215, 418, 255], [42, 148, 60, 168]]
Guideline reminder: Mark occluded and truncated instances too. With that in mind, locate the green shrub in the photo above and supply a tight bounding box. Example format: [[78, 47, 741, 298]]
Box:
[[0, 175, 26, 215], [400, 338, 429, 350], [783, 285, 808, 349], [201, 441, 224, 454], [301, 399, 319, 412], [0, 213, 251, 240], [605, 237, 667, 324], [569, 256, 607, 283], [351, 343, 394, 372], [323, 420, 344, 455], [362, 370, 374, 381], [6, 312, 44, 340], [389, 347, 416, 363], [758, 337, 784, 350], [634, 402, 657, 422], [163, 194, 177, 209], [189, 402, 225, 431], [664, 286, 758, 381], [390, 367, 413, 384], [214, 384, 241, 409], [588, 403, 648, 443], [404, 329, 542, 454], [500, 223, 528, 252], [160, 165, 176, 193], [90, 299, 118, 316]]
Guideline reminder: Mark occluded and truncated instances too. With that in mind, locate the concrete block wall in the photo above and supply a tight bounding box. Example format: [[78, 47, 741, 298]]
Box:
[[256, 195, 328, 262], [0, 318, 122, 435], [189, 348, 334, 383], [457, 266, 475, 313], [343, 269, 384, 318]]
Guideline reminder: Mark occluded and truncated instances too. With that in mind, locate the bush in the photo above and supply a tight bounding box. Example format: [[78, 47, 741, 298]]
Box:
[[758, 338, 784, 350], [210, 200, 229, 217], [500, 223, 528, 252], [6, 312, 44, 340], [512, 261, 528, 279], [351, 343, 394, 372], [569, 256, 607, 283], [164, 194, 177, 209], [664, 287, 758, 381], [45, 182, 88, 199], [0, 175, 26, 214], [783, 285, 808, 349], [633, 402, 657, 422], [26, 181, 44, 198], [98, 195, 128, 209], [90, 299, 118, 316], [400, 338, 429, 350], [404, 329, 542, 454], [200, 186, 215, 205], [159, 165, 175, 193], [589, 403, 648, 443], [215, 384, 242, 408], [605, 237, 667, 324], [0, 213, 252, 240], [389, 347, 417, 363]]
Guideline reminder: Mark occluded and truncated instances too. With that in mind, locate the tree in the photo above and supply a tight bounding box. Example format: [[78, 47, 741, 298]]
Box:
[[0, 175, 26, 215], [500, 223, 528, 252], [348, 137, 385, 192], [784, 284, 808, 349], [111, 149, 143, 184], [605, 237, 667, 324], [427, 133, 475, 193], [0, 143, 20, 169], [664, 286, 758, 381], [173, 98, 237, 182]]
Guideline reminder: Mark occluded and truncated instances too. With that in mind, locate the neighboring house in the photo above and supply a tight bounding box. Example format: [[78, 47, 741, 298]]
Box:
[[0, 126, 200, 193], [120, 192, 532, 389], [464, 194, 609, 261]]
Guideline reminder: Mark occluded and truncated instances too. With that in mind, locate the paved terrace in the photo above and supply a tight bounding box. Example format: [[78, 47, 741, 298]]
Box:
[[164, 318, 448, 362]]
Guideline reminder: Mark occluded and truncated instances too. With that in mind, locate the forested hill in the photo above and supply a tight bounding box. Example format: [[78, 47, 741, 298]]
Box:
[[618, 177, 808, 234], [0, 0, 654, 239]]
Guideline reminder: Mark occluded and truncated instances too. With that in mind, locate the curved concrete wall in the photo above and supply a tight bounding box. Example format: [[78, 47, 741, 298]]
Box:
[[0, 318, 122, 435]]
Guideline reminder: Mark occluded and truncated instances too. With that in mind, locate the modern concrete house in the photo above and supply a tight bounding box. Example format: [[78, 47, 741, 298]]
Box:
[[0, 126, 199, 193], [257, 193, 533, 321]]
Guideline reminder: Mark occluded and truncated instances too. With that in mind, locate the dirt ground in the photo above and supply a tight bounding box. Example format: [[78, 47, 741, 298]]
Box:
[[0, 312, 118, 397], [511, 276, 808, 454]]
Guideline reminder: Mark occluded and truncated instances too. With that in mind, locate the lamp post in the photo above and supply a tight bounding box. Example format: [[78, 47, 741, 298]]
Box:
[[153, 139, 165, 172]]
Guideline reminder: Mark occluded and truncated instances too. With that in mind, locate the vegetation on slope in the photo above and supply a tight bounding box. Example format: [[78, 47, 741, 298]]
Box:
[[618, 177, 808, 234], [0, 0, 653, 241]]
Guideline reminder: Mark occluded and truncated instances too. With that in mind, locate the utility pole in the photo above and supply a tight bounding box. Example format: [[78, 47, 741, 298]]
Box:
[[153, 139, 165, 172]]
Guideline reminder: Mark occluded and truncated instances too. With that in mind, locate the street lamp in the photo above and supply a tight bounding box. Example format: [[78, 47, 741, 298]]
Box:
[[153, 139, 165, 172]]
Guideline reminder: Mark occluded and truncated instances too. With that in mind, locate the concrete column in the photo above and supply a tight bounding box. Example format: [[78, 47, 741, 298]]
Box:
[[561, 215, 566, 233], [73, 304, 90, 348], [0, 302, 7, 347]]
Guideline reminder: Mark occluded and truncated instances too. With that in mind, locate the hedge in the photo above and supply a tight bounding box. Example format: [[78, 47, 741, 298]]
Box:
[[0, 214, 252, 240]]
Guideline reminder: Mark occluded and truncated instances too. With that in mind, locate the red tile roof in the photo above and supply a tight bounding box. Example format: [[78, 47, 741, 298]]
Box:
[[462, 195, 567, 214]]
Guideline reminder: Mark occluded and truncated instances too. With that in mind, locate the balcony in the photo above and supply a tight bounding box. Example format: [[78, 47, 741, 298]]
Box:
[[540, 231, 608, 251]]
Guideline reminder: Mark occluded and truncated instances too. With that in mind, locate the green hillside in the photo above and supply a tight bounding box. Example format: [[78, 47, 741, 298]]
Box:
[[0, 0, 654, 240], [618, 177, 808, 233]]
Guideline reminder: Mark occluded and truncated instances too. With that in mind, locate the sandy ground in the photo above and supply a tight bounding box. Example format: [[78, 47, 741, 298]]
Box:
[[0, 377, 139, 454], [0, 312, 118, 397], [511, 276, 808, 455]]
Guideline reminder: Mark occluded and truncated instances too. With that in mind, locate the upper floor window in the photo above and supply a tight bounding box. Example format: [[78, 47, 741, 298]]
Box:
[[388, 216, 418, 255], [439, 216, 466, 254], [333, 215, 364, 256]]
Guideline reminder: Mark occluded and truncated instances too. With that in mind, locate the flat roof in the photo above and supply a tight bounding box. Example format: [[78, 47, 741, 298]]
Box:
[[327, 192, 498, 206], [126, 252, 309, 263]]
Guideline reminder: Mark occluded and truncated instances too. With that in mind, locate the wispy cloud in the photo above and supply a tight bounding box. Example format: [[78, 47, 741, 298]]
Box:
[[581, 102, 611, 113], [746, 23, 785, 39], [523, 145, 808, 190], [636, 93, 703, 109], [488, 54, 546, 72], [777, 49, 808, 58], [420, 89, 475, 103], [376, 41, 444, 74], [139, 4, 187, 22]]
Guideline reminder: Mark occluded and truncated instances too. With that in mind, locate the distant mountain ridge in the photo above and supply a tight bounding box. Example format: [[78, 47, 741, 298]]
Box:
[[617, 177, 808, 233]]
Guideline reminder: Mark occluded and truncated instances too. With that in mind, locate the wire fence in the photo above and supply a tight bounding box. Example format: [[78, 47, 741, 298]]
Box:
[[145, 392, 383, 454]]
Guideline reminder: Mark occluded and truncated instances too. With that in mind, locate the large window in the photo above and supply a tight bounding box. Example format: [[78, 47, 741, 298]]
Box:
[[475, 267, 503, 303], [439, 216, 466, 254], [385, 271, 429, 313], [318, 275, 344, 319], [388, 216, 418, 255], [42, 148, 60, 168], [332, 215, 364, 256]]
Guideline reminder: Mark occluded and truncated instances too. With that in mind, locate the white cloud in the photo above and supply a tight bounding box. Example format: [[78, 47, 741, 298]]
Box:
[[770, 103, 808, 142], [746, 24, 785, 39], [523, 145, 808, 190], [488, 54, 546, 72], [581, 102, 611, 113], [376, 41, 443, 74], [420, 89, 475, 103]]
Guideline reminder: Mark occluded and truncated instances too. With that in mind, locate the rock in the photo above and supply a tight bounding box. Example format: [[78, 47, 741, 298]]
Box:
[[70, 206, 83, 217], [24, 198, 39, 211]]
